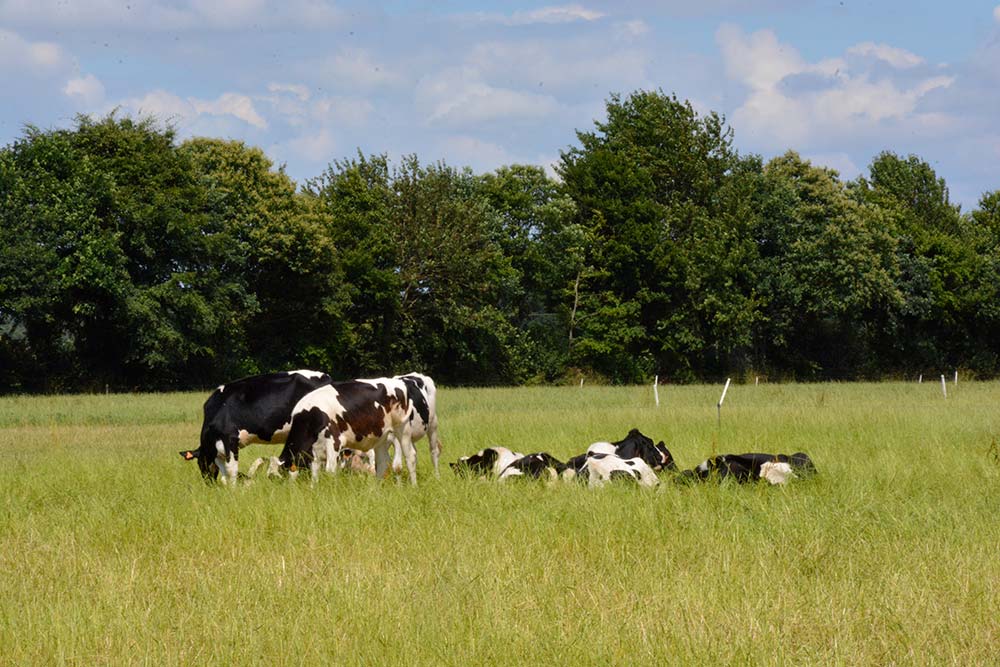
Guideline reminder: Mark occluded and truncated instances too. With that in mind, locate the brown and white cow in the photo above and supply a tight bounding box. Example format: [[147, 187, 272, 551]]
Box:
[[278, 377, 420, 484]]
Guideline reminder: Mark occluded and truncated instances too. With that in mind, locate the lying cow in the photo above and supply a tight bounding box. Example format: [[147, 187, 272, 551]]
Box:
[[565, 428, 675, 475], [278, 377, 421, 484], [497, 453, 566, 481], [451, 446, 525, 478], [681, 452, 816, 485], [180, 369, 332, 483], [583, 452, 660, 488], [339, 448, 376, 476]]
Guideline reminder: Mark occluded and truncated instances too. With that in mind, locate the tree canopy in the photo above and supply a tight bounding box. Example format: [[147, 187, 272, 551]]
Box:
[[1, 93, 997, 392]]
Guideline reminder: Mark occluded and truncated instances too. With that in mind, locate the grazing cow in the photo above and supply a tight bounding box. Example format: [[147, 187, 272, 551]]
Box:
[[498, 453, 566, 481], [179, 369, 332, 483], [584, 453, 660, 488], [279, 377, 419, 484], [681, 452, 816, 484], [564, 428, 676, 475], [390, 373, 443, 477], [451, 446, 525, 478]]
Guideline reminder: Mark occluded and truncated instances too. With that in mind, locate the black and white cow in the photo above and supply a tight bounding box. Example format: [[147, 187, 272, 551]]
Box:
[[681, 452, 816, 485], [278, 377, 420, 484], [179, 369, 332, 483], [450, 446, 525, 478], [564, 428, 676, 476], [497, 453, 566, 481], [390, 373, 443, 477], [582, 452, 660, 488]]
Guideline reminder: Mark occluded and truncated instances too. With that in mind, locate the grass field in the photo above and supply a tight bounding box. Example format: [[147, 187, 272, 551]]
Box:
[[2, 381, 999, 665]]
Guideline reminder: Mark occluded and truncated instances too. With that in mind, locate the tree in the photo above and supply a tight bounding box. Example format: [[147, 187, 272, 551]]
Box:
[[476, 165, 581, 381], [181, 138, 350, 374], [753, 152, 899, 377], [0, 114, 253, 390], [557, 90, 757, 381], [854, 152, 990, 372]]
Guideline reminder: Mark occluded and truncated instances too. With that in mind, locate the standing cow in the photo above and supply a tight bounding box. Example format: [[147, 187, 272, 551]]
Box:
[[279, 377, 421, 484], [391, 373, 443, 477], [180, 369, 332, 483]]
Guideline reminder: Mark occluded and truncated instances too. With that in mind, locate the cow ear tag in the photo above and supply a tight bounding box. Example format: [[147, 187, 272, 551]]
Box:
[[182, 451, 195, 460], [290, 464, 298, 472]]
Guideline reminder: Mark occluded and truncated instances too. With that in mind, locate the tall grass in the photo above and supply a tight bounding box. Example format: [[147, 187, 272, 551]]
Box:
[[1, 382, 998, 665]]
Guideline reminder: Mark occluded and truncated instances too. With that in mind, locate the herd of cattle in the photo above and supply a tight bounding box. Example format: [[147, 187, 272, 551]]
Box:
[[179, 369, 817, 487]]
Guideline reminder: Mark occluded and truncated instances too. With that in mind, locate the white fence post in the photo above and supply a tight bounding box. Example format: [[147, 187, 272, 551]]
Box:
[[717, 378, 731, 427], [941, 375, 947, 399], [653, 375, 659, 407]]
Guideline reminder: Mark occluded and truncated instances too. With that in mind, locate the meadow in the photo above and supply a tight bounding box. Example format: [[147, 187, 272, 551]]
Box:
[[1, 381, 999, 665]]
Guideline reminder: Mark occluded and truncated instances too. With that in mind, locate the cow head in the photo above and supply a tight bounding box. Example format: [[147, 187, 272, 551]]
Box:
[[654, 441, 678, 471], [451, 448, 499, 476], [179, 448, 219, 481]]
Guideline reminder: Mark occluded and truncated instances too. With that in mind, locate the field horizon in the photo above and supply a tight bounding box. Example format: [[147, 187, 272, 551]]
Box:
[[2, 381, 998, 665]]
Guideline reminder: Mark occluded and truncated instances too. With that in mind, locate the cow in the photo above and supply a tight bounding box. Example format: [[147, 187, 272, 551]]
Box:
[[564, 428, 676, 475], [278, 377, 420, 484], [497, 453, 566, 481], [339, 448, 376, 476], [450, 446, 525, 478], [390, 373, 443, 477], [582, 452, 660, 488], [680, 452, 816, 485], [179, 369, 332, 483]]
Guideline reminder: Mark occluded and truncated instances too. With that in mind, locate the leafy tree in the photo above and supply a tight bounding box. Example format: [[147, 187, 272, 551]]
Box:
[[854, 152, 989, 371], [558, 90, 756, 381], [476, 165, 582, 381], [753, 152, 899, 377], [0, 114, 251, 390], [181, 138, 350, 374]]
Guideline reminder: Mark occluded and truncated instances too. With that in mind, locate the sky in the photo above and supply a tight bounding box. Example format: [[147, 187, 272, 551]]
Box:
[[2, 1, 999, 210]]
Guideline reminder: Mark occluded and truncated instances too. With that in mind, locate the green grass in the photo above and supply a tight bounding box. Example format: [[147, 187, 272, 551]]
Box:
[[2, 382, 999, 665]]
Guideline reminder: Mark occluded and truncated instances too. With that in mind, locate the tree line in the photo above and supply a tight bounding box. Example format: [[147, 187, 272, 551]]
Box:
[[1, 90, 998, 392]]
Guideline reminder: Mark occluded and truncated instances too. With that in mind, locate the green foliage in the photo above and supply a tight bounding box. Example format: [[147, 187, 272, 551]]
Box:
[[1, 102, 998, 390]]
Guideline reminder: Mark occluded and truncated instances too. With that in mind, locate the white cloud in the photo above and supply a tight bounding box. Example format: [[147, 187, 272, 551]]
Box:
[[716, 24, 955, 147], [465, 4, 605, 26], [63, 74, 106, 107], [268, 82, 310, 102], [615, 20, 650, 38], [276, 127, 338, 163], [0, 0, 342, 31], [416, 66, 560, 126], [0, 28, 70, 73], [193, 93, 267, 129], [802, 152, 861, 180], [508, 4, 605, 24], [466, 39, 650, 92], [847, 42, 924, 69], [994, 5, 1000, 23], [316, 48, 398, 91], [118, 89, 267, 130], [440, 135, 515, 168]]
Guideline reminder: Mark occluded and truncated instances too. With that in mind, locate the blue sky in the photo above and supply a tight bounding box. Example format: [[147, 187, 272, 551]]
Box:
[[2, 0, 998, 209]]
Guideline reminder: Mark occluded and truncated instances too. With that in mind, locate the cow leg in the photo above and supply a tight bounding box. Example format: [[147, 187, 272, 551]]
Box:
[[391, 438, 403, 476], [373, 441, 392, 480], [312, 428, 339, 483], [394, 423, 417, 486], [214, 439, 240, 485], [427, 421, 442, 478]]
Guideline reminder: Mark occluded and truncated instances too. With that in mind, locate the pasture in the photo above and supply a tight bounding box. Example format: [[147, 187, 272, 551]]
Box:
[[2, 381, 999, 665]]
